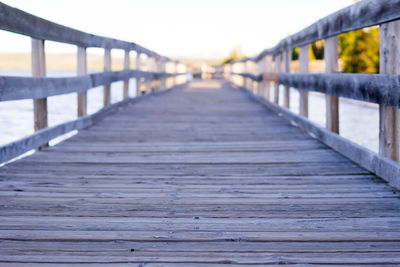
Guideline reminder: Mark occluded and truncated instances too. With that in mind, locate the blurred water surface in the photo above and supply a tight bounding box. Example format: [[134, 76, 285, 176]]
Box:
[[0, 72, 378, 153]]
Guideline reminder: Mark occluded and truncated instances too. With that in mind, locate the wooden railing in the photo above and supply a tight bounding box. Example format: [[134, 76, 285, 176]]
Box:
[[226, 0, 400, 189], [0, 2, 187, 163]]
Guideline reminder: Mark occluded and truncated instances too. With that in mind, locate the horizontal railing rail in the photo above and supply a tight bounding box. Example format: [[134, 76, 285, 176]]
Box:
[[0, 71, 181, 101], [225, 0, 400, 190], [0, 2, 189, 164], [232, 72, 400, 108]]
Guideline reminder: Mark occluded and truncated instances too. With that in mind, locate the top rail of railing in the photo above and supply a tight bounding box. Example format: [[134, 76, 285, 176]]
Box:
[[231, 0, 400, 63], [0, 2, 168, 60]]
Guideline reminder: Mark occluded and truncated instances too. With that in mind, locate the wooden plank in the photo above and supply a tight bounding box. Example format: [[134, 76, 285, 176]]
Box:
[[298, 45, 309, 117], [379, 21, 400, 162], [252, 90, 400, 190], [77, 46, 87, 117], [2, 80, 400, 264], [123, 49, 130, 99], [324, 36, 339, 133], [103, 48, 111, 106]]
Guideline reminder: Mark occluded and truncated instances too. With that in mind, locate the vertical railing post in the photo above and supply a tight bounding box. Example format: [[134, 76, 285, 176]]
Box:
[[264, 56, 271, 101], [136, 52, 141, 96], [379, 21, 400, 161], [283, 50, 291, 108], [161, 60, 166, 90], [123, 49, 130, 99], [299, 45, 309, 117], [257, 59, 263, 97], [325, 36, 339, 133], [146, 56, 152, 93], [31, 38, 48, 148], [274, 54, 281, 103], [103, 48, 111, 106], [77, 46, 87, 117], [173, 61, 178, 87]]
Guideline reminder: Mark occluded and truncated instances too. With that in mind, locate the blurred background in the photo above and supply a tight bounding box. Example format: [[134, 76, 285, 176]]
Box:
[[0, 0, 380, 153]]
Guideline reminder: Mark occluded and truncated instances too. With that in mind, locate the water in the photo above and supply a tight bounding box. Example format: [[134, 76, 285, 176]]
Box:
[[0, 72, 379, 153], [0, 70, 138, 146]]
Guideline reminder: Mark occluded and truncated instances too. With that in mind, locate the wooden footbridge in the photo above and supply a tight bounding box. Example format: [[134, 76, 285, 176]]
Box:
[[2, 0, 400, 265]]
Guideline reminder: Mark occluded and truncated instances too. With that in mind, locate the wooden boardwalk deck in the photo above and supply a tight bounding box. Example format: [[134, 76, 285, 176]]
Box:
[[1, 80, 400, 265]]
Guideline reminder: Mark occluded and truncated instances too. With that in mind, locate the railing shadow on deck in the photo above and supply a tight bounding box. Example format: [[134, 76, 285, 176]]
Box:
[[0, 2, 189, 164], [224, 0, 400, 190]]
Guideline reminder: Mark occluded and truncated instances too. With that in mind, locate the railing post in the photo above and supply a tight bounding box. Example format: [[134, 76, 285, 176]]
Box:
[[274, 54, 281, 103], [257, 59, 263, 97], [283, 50, 291, 108], [264, 56, 271, 101], [136, 52, 141, 96], [103, 48, 111, 106], [77, 46, 87, 117], [123, 49, 130, 99], [325, 36, 339, 133], [31, 38, 48, 148], [146, 56, 152, 93], [299, 45, 309, 117], [379, 21, 400, 161], [161, 60, 166, 90]]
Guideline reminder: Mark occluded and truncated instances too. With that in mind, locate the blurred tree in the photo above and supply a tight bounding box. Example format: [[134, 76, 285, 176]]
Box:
[[291, 40, 323, 61], [339, 26, 379, 73], [222, 45, 245, 64], [311, 40, 324, 60], [292, 47, 299, 60]]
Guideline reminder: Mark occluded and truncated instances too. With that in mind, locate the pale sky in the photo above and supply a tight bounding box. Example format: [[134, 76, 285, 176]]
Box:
[[1, 0, 354, 59]]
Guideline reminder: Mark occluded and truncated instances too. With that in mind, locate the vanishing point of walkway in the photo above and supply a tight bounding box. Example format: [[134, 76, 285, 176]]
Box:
[[1, 80, 400, 265]]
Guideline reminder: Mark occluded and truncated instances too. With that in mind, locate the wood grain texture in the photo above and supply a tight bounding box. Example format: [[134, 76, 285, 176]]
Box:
[[0, 70, 179, 102], [379, 21, 400, 162], [103, 48, 111, 106], [299, 45, 309, 117], [77, 46, 87, 117], [283, 50, 291, 108], [324, 36, 339, 133], [1, 79, 400, 264], [31, 38, 48, 150], [123, 49, 130, 99], [273, 54, 281, 103]]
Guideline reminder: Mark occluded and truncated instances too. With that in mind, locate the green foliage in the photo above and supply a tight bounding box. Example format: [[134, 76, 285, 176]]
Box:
[[222, 46, 245, 64], [311, 40, 324, 60], [339, 27, 379, 73], [291, 40, 324, 61], [292, 47, 299, 60]]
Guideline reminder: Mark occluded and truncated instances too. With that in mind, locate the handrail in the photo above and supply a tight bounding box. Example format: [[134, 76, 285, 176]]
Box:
[[0, 3, 188, 164], [225, 0, 400, 189], [0, 71, 182, 101], [232, 72, 400, 108], [0, 2, 166, 60], [229, 0, 400, 62]]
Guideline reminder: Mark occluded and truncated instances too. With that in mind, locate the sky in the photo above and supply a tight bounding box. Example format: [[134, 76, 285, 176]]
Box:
[[1, 0, 354, 59]]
